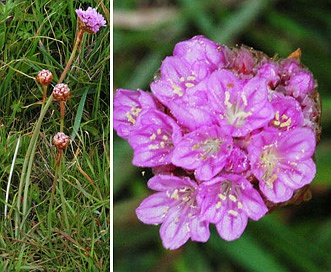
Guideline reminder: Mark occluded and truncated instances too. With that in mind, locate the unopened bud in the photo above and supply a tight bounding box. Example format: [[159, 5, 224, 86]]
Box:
[[53, 132, 70, 150], [53, 83, 70, 102], [36, 69, 53, 86]]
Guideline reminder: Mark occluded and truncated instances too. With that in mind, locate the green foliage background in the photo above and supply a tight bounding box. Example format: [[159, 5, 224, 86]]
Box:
[[114, 0, 331, 271]]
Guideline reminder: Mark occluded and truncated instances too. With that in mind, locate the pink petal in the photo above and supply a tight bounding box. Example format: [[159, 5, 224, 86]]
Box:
[[216, 212, 248, 241], [136, 192, 171, 224]]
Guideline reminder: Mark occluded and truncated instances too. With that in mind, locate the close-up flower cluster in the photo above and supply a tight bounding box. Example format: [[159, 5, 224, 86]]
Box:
[[113, 35, 321, 250]]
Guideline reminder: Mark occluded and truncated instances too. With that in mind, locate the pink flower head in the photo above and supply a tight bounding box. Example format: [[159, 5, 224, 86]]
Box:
[[171, 125, 233, 180], [113, 89, 159, 139], [113, 35, 320, 249], [128, 109, 182, 167], [247, 128, 316, 203], [76, 7, 106, 34], [207, 70, 274, 137], [136, 175, 210, 250], [198, 174, 268, 241]]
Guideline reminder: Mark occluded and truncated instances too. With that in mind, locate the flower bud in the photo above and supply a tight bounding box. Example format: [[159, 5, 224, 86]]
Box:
[[53, 132, 70, 150], [36, 69, 53, 86], [53, 83, 70, 102]]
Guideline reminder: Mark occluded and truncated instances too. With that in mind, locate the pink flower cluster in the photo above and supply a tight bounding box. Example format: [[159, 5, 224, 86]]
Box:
[[114, 36, 320, 250], [76, 7, 106, 34]]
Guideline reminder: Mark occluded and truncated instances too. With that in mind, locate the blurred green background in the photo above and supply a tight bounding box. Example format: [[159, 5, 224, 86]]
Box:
[[114, 0, 331, 271]]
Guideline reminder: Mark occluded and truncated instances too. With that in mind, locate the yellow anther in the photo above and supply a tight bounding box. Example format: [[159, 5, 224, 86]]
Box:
[[218, 193, 227, 201], [126, 112, 135, 124], [150, 133, 157, 140], [281, 114, 289, 120], [131, 107, 142, 116], [172, 84, 183, 96], [279, 118, 292, 128], [148, 144, 159, 150], [171, 189, 179, 200], [229, 194, 237, 202], [241, 92, 248, 106], [224, 91, 232, 108], [228, 210, 238, 217], [185, 82, 195, 88]]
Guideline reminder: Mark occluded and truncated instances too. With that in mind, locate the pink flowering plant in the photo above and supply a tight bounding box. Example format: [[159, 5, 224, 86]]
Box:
[[114, 36, 321, 250]]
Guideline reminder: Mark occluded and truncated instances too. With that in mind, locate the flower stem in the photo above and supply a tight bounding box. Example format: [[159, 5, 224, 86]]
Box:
[[48, 150, 62, 238], [58, 29, 84, 84], [42, 85, 47, 105], [60, 101, 65, 132]]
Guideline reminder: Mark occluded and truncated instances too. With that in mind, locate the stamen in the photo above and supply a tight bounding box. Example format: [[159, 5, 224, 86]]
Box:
[[224, 91, 232, 107], [171, 189, 179, 200], [126, 112, 135, 124], [215, 201, 222, 209], [229, 194, 237, 202], [241, 92, 248, 106], [150, 133, 157, 140], [218, 193, 227, 201], [148, 144, 159, 150], [185, 82, 195, 88], [228, 210, 238, 216]]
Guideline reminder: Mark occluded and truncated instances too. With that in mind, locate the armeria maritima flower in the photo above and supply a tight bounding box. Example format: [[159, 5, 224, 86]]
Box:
[[36, 69, 53, 86], [76, 7, 106, 34], [114, 35, 321, 249], [53, 132, 70, 150], [53, 83, 70, 102]]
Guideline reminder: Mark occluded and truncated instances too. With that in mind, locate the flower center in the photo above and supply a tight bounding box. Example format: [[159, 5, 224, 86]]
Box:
[[271, 111, 292, 129], [126, 106, 142, 125], [224, 91, 252, 127], [166, 186, 198, 219], [215, 180, 243, 216], [192, 138, 223, 160], [260, 145, 279, 188], [148, 128, 173, 150]]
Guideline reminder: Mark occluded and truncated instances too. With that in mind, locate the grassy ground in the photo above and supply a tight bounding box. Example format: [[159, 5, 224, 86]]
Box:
[[0, 0, 110, 271], [114, 0, 331, 271]]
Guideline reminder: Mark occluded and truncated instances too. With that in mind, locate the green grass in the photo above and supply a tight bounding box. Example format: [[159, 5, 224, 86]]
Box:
[[0, 0, 110, 270], [114, 0, 331, 271]]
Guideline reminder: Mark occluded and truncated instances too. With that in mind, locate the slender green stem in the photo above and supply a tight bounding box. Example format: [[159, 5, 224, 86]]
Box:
[[57, 158, 69, 230], [42, 85, 47, 105], [48, 150, 62, 239], [58, 29, 84, 84], [60, 101, 65, 132]]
